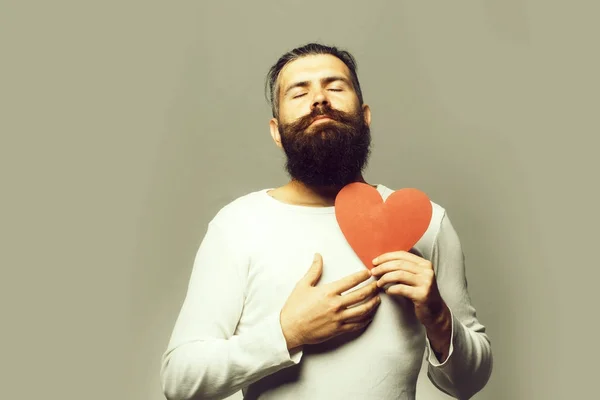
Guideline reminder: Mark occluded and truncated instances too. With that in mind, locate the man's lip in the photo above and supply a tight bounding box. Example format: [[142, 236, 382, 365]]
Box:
[[311, 115, 333, 123]]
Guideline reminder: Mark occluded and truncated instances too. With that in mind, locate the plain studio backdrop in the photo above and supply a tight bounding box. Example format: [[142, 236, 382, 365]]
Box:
[[1, 1, 598, 399]]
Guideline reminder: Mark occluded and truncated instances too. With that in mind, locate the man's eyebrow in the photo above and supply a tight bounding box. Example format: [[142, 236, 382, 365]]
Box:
[[283, 76, 352, 96]]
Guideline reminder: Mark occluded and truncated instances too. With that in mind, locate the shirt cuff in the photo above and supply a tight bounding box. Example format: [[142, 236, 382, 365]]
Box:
[[425, 307, 456, 367], [269, 312, 303, 365]]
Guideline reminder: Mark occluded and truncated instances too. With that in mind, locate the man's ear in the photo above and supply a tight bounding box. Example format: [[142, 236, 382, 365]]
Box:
[[269, 118, 283, 149], [362, 104, 372, 127]]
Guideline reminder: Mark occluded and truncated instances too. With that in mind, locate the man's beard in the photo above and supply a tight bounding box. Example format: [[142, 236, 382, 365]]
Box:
[[277, 104, 371, 188]]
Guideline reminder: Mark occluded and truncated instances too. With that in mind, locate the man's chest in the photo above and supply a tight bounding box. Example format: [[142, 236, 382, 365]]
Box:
[[234, 218, 369, 325]]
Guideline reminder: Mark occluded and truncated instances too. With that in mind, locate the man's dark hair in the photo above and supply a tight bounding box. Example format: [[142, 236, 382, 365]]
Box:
[[265, 43, 364, 118]]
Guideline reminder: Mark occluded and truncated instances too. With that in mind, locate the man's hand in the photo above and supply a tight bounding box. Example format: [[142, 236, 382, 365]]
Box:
[[371, 250, 452, 362], [280, 253, 380, 351]]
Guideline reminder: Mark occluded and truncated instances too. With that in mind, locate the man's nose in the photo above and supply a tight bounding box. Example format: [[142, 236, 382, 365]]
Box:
[[311, 89, 329, 110]]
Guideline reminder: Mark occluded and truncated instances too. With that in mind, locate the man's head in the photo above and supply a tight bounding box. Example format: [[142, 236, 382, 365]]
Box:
[[266, 43, 372, 188]]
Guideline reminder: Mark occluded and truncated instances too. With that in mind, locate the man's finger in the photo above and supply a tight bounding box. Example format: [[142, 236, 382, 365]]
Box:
[[339, 318, 374, 334], [339, 294, 380, 321], [376, 270, 418, 288], [302, 253, 323, 286], [339, 281, 379, 307], [343, 298, 380, 323], [371, 260, 421, 277], [385, 283, 415, 299], [328, 269, 372, 294], [372, 250, 429, 266]]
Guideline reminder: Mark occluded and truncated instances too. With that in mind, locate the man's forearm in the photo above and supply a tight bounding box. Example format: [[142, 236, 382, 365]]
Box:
[[424, 302, 453, 363], [161, 313, 299, 400]]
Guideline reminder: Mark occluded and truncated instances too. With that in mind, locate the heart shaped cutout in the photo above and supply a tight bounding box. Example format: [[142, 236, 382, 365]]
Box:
[[334, 183, 433, 269]]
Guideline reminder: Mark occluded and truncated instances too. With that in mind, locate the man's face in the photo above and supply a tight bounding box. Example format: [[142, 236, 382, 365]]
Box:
[[270, 54, 372, 187]]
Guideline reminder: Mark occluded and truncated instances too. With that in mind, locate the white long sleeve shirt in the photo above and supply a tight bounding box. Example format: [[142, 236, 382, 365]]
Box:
[[160, 184, 492, 400]]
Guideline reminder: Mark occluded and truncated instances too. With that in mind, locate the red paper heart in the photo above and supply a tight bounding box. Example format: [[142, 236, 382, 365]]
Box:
[[334, 183, 433, 270]]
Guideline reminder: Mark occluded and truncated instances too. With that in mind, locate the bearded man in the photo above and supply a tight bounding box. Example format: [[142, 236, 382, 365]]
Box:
[[160, 43, 492, 400]]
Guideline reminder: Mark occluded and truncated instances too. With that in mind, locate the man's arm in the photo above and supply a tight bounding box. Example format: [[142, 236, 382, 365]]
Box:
[[160, 220, 301, 400], [425, 212, 493, 399]]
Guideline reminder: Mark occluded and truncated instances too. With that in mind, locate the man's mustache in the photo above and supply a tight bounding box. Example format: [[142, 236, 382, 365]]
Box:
[[287, 106, 354, 131]]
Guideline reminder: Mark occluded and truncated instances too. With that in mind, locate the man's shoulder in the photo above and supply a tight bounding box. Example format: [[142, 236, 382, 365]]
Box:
[[209, 187, 271, 227]]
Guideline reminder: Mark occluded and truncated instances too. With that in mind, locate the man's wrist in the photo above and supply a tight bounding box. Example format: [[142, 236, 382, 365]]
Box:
[[280, 313, 302, 350], [284, 334, 302, 351]]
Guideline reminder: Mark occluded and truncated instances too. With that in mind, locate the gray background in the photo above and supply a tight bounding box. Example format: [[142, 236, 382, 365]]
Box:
[[2, 1, 598, 399]]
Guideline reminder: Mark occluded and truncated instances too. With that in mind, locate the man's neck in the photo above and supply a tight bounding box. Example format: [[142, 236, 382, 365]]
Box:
[[269, 175, 375, 207]]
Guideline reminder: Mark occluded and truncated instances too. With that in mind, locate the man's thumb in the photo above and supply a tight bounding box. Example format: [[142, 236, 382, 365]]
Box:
[[304, 253, 323, 286]]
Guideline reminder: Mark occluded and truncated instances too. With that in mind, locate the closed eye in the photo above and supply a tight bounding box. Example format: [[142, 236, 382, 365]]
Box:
[[292, 88, 341, 98]]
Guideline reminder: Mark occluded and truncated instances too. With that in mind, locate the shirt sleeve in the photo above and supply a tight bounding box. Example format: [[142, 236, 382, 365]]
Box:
[[425, 211, 493, 399], [160, 220, 302, 400]]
